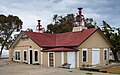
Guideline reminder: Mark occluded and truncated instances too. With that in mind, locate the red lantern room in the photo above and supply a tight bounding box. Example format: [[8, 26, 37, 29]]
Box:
[[72, 7, 85, 27]]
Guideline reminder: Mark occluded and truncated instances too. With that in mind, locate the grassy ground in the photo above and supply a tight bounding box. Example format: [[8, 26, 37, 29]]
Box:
[[101, 65, 120, 74]]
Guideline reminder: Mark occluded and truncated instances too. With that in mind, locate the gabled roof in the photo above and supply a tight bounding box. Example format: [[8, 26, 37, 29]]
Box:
[[24, 28, 98, 47]]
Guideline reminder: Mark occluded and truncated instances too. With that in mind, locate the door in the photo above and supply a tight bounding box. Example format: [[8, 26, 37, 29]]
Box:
[[29, 50, 33, 64], [23, 50, 27, 62], [92, 48, 100, 65], [67, 52, 75, 68], [49, 53, 54, 67], [34, 50, 38, 62]]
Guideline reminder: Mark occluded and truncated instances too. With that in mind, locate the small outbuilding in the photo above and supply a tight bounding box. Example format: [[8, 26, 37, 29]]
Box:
[[9, 27, 112, 68]]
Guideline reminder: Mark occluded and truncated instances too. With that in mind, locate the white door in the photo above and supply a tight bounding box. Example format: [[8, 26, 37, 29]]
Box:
[[92, 48, 100, 65], [67, 52, 75, 68]]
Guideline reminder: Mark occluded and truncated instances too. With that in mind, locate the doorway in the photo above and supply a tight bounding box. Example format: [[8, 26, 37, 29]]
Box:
[[92, 48, 100, 65], [67, 52, 75, 68], [49, 53, 54, 67], [29, 50, 33, 64]]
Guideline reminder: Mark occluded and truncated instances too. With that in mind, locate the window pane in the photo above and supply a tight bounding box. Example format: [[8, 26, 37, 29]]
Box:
[[110, 52, 112, 55], [15, 52, 18, 60], [18, 51, 20, 60], [83, 51, 87, 62], [35, 51, 38, 62]]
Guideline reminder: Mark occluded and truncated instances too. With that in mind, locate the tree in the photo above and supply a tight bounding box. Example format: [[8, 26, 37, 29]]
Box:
[[0, 14, 23, 58], [26, 28, 33, 32], [101, 21, 120, 61], [46, 14, 75, 34], [85, 18, 96, 29], [46, 12, 97, 34]]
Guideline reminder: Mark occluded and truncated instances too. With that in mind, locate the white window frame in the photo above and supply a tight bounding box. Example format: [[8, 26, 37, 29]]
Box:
[[34, 49, 38, 63], [14, 50, 21, 61], [103, 48, 108, 60], [48, 52, 55, 67], [23, 50, 27, 62], [109, 50, 114, 60], [82, 48, 88, 62]]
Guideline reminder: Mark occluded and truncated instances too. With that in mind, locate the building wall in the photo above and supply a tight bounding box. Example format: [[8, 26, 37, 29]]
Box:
[[42, 52, 67, 67], [42, 52, 48, 66], [42, 51, 78, 68], [78, 30, 110, 67], [79, 30, 110, 48], [100, 48, 104, 65], [64, 52, 67, 63], [55, 52, 62, 67], [9, 49, 13, 61], [9, 35, 41, 64]]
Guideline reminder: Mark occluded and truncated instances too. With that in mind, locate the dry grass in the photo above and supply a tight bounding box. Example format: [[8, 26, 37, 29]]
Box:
[[101, 65, 120, 74]]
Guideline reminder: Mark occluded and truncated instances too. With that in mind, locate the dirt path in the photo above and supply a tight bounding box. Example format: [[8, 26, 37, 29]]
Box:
[[0, 59, 117, 75]]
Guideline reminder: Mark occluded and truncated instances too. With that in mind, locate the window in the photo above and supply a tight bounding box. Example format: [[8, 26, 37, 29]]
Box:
[[34, 51, 38, 62], [110, 52, 112, 56], [18, 51, 20, 60], [15, 50, 20, 61], [104, 50, 107, 60], [15, 51, 18, 60], [23, 51, 27, 62], [82, 48, 87, 62]]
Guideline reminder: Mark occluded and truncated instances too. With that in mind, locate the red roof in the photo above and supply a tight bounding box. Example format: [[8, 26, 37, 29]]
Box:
[[42, 47, 78, 52], [24, 28, 97, 47]]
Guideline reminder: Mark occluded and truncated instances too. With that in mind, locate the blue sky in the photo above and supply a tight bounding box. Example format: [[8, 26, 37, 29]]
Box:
[[0, 0, 120, 31]]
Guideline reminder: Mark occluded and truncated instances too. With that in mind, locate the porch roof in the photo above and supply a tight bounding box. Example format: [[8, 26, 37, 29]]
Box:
[[41, 47, 78, 52]]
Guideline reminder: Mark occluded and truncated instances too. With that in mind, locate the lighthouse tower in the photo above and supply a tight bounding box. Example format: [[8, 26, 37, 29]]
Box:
[[36, 20, 44, 33], [72, 8, 87, 32]]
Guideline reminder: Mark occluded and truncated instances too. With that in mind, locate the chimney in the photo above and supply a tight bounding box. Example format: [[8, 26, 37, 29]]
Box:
[[36, 20, 44, 33]]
